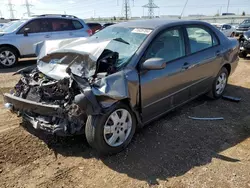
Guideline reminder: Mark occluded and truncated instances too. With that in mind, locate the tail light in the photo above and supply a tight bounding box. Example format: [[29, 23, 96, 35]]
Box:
[[87, 29, 93, 36]]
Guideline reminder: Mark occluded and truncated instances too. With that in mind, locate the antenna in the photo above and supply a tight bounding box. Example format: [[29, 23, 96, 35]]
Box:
[[23, 0, 33, 17], [122, 0, 131, 20], [7, 0, 15, 19], [142, 0, 159, 19]]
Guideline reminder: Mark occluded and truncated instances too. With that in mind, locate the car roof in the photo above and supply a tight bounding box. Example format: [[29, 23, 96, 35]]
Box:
[[115, 19, 209, 29]]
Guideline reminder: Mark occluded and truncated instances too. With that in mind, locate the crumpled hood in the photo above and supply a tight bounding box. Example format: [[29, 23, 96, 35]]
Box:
[[35, 37, 112, 80]]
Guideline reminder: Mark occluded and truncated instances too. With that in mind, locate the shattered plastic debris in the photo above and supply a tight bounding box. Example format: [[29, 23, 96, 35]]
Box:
[[188, 116, 224, 121], [222, 95, 241, 102]]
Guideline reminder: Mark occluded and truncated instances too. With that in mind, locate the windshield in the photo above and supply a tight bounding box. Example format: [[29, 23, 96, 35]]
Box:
[[240, 20, 250, 27], [91, 26, 152, 68], [0, 20, 26, 33]]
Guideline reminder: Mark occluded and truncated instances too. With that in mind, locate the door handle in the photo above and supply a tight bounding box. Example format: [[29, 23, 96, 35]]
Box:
[[216, 51, 221, 57], [45, 34, 50, 38], [182, 62, 190, 70]]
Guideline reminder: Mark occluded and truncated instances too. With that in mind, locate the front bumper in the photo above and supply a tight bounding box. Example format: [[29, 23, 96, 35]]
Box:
[[3, 93, 69, 135], [4, 93, 64, 117], [235, 30, 247, 36]]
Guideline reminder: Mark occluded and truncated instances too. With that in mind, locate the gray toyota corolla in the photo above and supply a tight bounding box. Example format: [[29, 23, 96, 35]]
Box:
[[4, 20, 239, 155]]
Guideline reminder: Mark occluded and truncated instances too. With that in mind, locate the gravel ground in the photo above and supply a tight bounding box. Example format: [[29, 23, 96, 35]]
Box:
[[0, 59, 249, 188]]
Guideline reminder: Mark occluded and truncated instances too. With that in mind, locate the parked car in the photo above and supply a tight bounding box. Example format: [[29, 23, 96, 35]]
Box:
[[0, 23, 5, 28], [4, 20, 239, 155], [211, 23, 236, 37], [0, 14, 91, 68], [235, 19, 250, 37], [87, 22, 102, 34], [102, 23, 115, 29], [238, 30, 250, 58]]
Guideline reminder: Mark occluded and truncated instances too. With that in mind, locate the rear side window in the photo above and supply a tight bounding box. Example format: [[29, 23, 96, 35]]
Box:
[[72, 20, 83, 29], [186, 26, 218, 54], [50, 18, 75, 31]]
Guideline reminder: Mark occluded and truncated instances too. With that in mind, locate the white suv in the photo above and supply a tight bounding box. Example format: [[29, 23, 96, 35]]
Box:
[[0, 14, 92, 67]]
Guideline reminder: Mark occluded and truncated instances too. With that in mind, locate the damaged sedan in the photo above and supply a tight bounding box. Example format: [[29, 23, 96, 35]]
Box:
[[4, 20, 239, 155]]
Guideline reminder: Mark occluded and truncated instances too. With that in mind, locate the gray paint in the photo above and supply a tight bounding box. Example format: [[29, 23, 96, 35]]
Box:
[[4, 19, 239, 133]]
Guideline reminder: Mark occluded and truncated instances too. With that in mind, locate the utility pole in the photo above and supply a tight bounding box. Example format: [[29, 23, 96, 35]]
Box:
[[142, 0, 159, 19], [180, 0, 189, 18], [24, 0, 33, 17], [226, 0, 230, 13], [122, 0, 131, 20], [7, 0, 15, 19]]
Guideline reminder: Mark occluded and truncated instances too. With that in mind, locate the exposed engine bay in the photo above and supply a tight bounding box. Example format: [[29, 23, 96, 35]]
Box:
[[6, 48, 122, 136]]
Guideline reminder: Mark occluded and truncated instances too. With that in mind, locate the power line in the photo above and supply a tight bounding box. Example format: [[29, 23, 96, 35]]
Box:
[[23, 0, 33, 17], [143, 0, 159, 19], [7, 0, 15, 19]]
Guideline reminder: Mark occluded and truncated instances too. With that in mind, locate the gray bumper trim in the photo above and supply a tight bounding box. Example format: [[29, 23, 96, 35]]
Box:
[[4, 93, 64, 117]]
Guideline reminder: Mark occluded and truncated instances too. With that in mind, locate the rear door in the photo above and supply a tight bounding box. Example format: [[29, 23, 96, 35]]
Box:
[[140, 27, 194, 123], [15, 19, 52, 56], [184, 25, 222, 97]]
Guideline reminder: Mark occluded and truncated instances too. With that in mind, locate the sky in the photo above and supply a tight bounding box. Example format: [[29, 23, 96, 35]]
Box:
[[0, 0, 250, 19]]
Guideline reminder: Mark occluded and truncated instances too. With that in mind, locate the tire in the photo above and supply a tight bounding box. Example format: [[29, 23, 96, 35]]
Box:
[[210, 67, 229, 99], [0, 47, 18, 68], [239, 51, 247, 58], [85, 103, 136, 155]]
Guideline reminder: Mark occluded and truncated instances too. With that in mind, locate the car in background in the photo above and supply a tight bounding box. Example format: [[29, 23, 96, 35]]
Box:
[[102, 23, 115, 29], [0, 14, 91, 68], [4, 20, 239, 155], [0, 23, 5, 28], [87, 22, 102, 34], [211, 23, 236, 37], [235, 19, 250, 37], [238, 30, 250, 58]]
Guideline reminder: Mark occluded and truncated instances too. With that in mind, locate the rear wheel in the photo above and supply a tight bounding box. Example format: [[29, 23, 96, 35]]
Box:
[[85, 103, 136, 155], [239, 51, 247, 58], [0, 47, 18, 68], [210, 67, 229, 99]]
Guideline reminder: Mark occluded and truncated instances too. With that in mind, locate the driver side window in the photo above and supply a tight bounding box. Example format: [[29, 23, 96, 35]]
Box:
[[145, 28, 185, 62]]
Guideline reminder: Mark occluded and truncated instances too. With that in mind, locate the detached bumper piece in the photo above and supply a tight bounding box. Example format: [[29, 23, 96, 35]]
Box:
[[4, 93, 64, 117], [3, 93, 69, 136]]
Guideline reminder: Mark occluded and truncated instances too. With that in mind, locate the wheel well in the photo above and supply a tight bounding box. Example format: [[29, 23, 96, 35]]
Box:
[[0, 44, 20, 57], [223, 64, 231, 75]]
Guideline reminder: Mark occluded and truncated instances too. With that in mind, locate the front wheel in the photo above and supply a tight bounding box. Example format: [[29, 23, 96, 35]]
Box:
[[85, 103, 136, 155], [0, 47, 18, 68], [210, 67, 229, 99]]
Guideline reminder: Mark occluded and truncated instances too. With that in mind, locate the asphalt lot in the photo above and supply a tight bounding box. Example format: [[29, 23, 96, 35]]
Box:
[[0, 58, 249, 188]]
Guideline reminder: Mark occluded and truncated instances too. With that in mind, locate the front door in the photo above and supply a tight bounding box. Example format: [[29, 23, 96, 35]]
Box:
[[15, 19, 52, 56], [140, 27, 193, 123]]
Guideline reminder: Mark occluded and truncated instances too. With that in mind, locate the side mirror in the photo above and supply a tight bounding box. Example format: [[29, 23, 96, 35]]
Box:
[[23, 28, 30, 36], [142, 58, 166, 70]]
